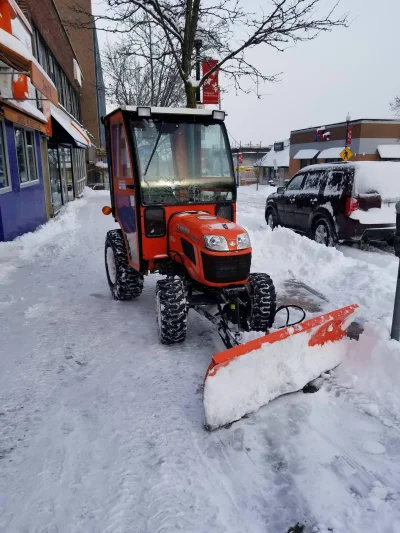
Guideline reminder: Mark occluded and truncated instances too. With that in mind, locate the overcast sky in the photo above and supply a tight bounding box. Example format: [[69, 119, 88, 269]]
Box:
[[93, 0, 400, 147]]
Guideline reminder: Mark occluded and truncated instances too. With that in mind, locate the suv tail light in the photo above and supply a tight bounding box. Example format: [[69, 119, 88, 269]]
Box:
[[345, 198, 359, 217]]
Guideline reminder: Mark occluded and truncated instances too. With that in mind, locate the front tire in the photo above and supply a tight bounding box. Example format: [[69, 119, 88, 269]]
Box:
[[156, 279, 188, 344], [312, 217, 336, 247], [105, 229, 143, 300], [247, 273, 277, 331]]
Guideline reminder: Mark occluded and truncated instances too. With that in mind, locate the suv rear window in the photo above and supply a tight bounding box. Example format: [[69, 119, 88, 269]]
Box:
[[324, 170, 351, 196], [303, 171, 324, 193]]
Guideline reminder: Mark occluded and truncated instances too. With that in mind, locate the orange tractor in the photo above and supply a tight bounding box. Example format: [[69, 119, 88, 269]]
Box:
[[102, 106, 357, 429]]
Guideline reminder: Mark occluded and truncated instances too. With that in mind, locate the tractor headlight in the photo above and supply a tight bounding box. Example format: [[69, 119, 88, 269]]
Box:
[[237, 232, 251, 249], [204, 235, 229, 251]]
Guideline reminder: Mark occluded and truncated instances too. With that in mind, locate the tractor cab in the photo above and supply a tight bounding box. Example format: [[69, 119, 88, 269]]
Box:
[[104, 106, 236, 275]]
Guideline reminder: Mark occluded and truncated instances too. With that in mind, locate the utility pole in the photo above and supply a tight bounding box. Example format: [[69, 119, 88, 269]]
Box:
[[194, 38, 202, 104], [391, 201, 400, 340]]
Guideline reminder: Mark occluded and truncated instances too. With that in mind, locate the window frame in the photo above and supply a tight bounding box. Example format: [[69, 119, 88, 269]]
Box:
[[0, 120, 11, 195], [14, 126, 39, 187]]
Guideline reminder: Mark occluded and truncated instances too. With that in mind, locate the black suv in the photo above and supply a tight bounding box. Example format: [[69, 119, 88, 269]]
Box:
[[265, 162, 399, 245]]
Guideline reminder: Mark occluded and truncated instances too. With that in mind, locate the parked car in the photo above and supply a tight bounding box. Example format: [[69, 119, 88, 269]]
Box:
[[265, 162, 399, 245]]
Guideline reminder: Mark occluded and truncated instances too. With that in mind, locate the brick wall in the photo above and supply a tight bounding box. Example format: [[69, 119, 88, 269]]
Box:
[[53, 0, 100, 147], [23, 0, 79, 92]]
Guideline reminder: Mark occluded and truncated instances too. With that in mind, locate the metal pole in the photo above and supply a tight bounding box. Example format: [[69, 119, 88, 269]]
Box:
[[194, 39, 202, 104], [391, 262, 400, 341], [346, 120, 349, 149], [391, 205, 400, 340]]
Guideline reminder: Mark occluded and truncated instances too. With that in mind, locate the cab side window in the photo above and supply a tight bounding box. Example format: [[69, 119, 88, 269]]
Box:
[[286, 174, 304, 191], [111, 123, 132, 179]]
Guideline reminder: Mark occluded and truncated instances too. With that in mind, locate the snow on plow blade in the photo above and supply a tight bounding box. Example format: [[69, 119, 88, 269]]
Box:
[[203, 304, 358, 430]]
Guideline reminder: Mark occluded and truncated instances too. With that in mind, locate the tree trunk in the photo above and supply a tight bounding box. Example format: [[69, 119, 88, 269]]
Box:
[[185, 84, 197, 108]]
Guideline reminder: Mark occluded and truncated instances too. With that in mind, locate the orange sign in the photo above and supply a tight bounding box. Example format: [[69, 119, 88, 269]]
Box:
[[30, 62, 58, 105], [42, 99, 52, 137], [4, 105, 47, 133]]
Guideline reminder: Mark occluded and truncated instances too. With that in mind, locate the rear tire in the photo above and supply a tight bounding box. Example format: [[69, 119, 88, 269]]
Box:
[[265, 207, 278, 230], [247, 273, 277, 331], [312, 217, 336, 247], [156, 279, 188, 344], [105, 229, 143, 300]]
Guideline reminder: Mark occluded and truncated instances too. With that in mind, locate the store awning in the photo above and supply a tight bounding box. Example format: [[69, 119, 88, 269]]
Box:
[[293, 149, 319, 159], [2, 99, 47, 133], [378, 144, 400, 159], [0, 28, 58, 105], [318, 147, 345, 159], [50, 104, 90, 149]]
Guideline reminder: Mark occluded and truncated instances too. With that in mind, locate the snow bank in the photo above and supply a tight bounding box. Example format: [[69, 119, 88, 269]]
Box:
[[247, 225, 397, 324], [237, 184, 276, 198], [204, 330, 352, 429], [0, 193, 90, 283], [340, 323, 400, 419]]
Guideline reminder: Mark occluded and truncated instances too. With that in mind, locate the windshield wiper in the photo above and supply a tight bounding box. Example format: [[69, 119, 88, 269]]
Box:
[[143, 122, 164, 177]]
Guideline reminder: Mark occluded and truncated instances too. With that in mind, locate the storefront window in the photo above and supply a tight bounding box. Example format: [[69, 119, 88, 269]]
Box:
[[15, 128, 28, 183], [15, 128, 38, 184], [48, 147, 62, 212], [0, 123, 9, 190]]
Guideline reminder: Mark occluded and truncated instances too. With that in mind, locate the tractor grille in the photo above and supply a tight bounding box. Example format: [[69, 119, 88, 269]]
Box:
[[201, 252, 251, 284]]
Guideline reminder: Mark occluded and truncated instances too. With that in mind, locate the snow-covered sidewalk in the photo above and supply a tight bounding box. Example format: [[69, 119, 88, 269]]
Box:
[[1, 187, 400, 533]]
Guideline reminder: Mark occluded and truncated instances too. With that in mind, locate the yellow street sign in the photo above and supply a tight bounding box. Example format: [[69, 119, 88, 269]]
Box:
[[340, 147, 353, 161]]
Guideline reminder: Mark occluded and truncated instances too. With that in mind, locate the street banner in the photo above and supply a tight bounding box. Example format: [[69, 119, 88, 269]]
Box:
[[202, 59, 219, 105]]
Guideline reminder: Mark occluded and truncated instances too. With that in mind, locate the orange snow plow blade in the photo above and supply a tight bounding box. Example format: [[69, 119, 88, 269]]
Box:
[[203, 304, 358, 429]]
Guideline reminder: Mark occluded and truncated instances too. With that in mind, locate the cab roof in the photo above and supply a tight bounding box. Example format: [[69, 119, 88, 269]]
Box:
[[105, 105, 223, 119]]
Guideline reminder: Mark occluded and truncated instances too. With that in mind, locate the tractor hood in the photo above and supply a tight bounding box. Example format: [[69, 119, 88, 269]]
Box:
[[169, 212, 250, 252]]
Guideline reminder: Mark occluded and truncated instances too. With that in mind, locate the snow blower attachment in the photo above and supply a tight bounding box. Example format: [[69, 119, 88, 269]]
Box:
[[101, 106, 359, 430]]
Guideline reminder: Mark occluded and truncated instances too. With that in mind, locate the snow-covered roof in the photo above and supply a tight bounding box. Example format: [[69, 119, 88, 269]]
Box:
[[51, 104, 90, 148], [255, 143, 290, 168], [377, 144, 400, 159], [293, 149, 319, 160], [120, 106, 220, 117], [318, 147, 345, 159]]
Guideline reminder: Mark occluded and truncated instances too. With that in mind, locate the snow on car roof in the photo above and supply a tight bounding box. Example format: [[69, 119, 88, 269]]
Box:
[[298, 161, 400, 201]]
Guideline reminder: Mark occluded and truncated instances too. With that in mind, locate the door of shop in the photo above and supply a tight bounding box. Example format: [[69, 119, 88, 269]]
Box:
[[48, 145, 63, 214], [59, 146, 74, 202]]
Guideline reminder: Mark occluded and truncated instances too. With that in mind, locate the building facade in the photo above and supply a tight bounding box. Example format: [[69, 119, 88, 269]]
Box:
[[231, 145, 270, 184], [289, 119, 400, 178], [0, 0, 99, 241], [53, 0, 107, 188], [255, 140, 290, 185]]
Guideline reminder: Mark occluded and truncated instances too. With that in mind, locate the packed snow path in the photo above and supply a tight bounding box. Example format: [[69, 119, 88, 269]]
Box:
[[1, 188, 400, 533]]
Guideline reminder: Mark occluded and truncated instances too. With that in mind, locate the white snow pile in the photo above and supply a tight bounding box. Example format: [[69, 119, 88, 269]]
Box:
[[204, 328, 352, 429], [339, 323, 400, 419], [0, 193, 90, 283]]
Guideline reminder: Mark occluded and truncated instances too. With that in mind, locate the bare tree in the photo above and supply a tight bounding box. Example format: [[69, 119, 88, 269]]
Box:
[[102, 22, 185, 107], [390, 96, 400, 118], [72, 0, 348, 108]]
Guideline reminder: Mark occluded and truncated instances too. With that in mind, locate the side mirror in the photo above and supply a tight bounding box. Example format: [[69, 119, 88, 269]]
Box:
[[277, 187, 285, 194]]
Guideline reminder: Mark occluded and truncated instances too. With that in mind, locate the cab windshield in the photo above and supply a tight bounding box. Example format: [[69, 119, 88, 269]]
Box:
[[132, 118, 235, 205]]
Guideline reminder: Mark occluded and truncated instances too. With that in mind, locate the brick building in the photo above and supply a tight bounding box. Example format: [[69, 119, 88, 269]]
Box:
[[53, 0, 107, 187], [289, 119, 400, 178], [0, 0, 93, 240]]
